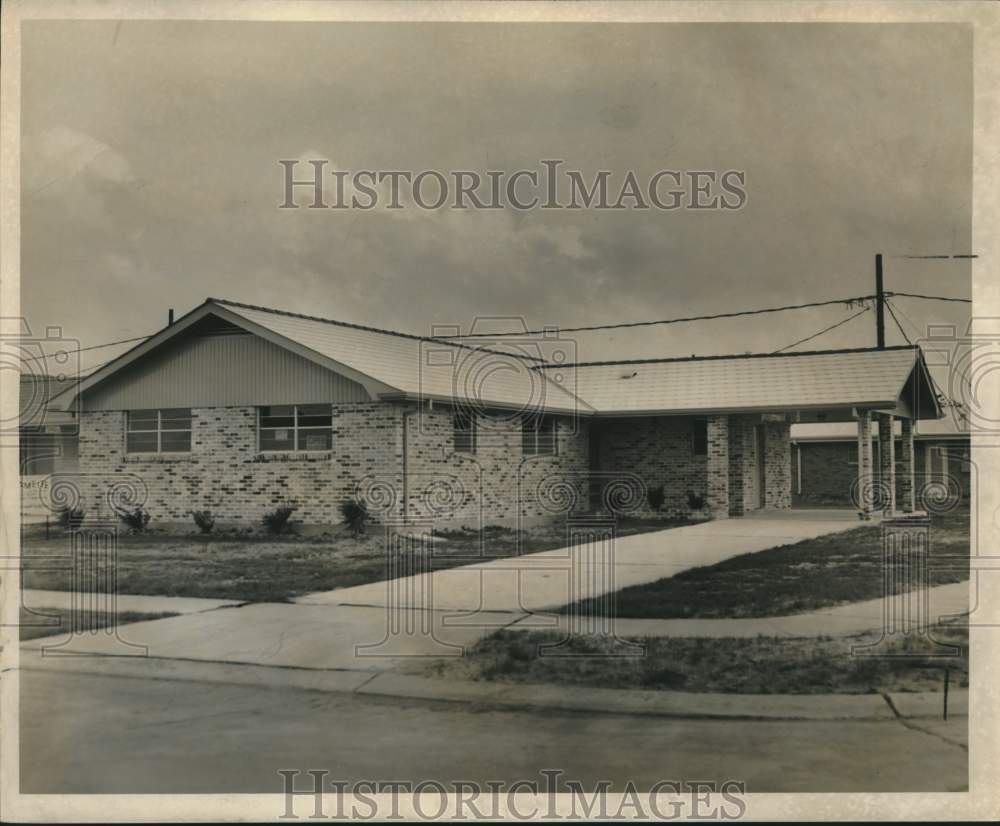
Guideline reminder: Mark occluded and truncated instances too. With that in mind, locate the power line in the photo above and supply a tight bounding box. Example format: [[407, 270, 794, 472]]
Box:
[[21, 334, 153, 364], [886, 291, 972, 304], [885, 298, 925, 341], [773, 306, 871, 353], [884, 299, 912, 345], [891, 254, 978, 260], [441, 295, 878, 338]]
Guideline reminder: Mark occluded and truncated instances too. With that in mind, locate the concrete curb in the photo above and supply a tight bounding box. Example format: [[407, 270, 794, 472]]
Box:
[[15, 651, 964, 722]]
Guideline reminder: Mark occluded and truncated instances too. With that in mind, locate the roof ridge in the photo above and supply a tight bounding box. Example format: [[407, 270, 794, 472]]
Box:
[[208, 298, 546, 362], [534, 344, 918, 369]]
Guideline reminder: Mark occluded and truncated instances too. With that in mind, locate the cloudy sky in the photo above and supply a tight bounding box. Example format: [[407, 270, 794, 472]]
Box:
[[21, 20, 972, 372]]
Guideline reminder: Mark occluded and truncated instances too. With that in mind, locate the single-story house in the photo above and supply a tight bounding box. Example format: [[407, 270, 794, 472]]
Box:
[[791, 412, 971, 509], [47, 298, 943, 529]]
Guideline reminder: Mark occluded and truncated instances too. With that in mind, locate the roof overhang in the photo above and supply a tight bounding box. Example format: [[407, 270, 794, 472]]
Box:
[[51, 301, 400, 411]]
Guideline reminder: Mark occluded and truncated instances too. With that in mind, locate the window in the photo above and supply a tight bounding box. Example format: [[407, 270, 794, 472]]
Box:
[[523, 415, 558, 456], [126, 409, 192, 453], [258, 404, 332, 452], [692, 418, 708, 456], [453, 410, 476, 453]]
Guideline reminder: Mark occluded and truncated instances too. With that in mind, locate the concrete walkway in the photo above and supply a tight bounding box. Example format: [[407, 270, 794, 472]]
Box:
[[20, 589, 244, 616], [18, 511, 884, 671], [505, 581, 970, 638], [18, 511, 869, 670], [295, 509, 870, 613]]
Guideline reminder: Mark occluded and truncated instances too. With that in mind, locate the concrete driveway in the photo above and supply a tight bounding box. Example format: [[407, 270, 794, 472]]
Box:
[[20, 510, 867, 671], [295, 509, 868, 612]]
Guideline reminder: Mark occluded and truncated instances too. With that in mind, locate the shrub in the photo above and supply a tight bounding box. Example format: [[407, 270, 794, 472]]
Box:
[[339, 499, 369, 536], [686, 490, 706, 511], [118, 506, 151, 532], [647, 485, 666, 512], [192, 510, 215, 534], [262, 505, 296, 535], [57, 506, 85, 529]]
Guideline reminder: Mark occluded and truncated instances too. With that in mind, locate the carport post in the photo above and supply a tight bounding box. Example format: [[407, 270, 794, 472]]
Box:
[[877, 413, 896, 514], [900, 417, 916, 513], [856, 410, 874, 519]]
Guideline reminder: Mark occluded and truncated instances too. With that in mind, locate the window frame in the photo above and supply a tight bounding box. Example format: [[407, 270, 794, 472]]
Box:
[[522, 414, 558, 457], [257, 404, 333, 453], [453, 410, 477, 454], [125, 408, 193, 455]]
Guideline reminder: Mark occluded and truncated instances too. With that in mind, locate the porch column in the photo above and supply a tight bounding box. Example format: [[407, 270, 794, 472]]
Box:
[[900, 417, 916, 513], [877, 413, 896, 514], [856, 410, 874, 519], [706, 415, 730, 518], [727, 416, 746, 517]]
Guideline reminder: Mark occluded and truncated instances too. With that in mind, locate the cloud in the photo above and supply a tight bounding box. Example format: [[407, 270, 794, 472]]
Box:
[[28, 126, 133, 194]]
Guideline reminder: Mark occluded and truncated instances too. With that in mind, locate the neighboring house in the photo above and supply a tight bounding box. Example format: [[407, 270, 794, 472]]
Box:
[[20, 374, 80, 523], [47, 298, 942, 528], [791, 413, 971, 508]]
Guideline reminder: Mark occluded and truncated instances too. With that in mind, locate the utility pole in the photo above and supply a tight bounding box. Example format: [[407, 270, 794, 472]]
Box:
[[875, 253, 885, 349]]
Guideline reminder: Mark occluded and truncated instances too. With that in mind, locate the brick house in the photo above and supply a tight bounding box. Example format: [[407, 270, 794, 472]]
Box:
[[48, 298, 942, 529]]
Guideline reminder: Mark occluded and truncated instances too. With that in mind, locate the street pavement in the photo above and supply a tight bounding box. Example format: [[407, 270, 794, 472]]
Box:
[[17, 667, 968, 794]]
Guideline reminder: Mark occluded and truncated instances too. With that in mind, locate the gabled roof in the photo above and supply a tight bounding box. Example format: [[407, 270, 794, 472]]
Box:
[[54, 299, 589, 415], [53, 299, 942, 421], [536, 346, 941, 419]]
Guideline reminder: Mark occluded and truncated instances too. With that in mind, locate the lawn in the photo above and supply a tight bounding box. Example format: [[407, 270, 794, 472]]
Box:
[[561, 509, 971, 619], [412, 622, 969, 695], [18, 607, 178, 641], [20, 516, 689, 603]]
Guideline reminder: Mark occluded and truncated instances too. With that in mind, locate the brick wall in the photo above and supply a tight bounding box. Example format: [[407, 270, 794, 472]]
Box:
[[597, 416, 708, 518], [75, 401, 797, 529], [76, 402, 593, 528], [762, 421, 792, 509], [404, 406, 591, 526], [77, 403, 402, 526], [727, 416, 758, 515]]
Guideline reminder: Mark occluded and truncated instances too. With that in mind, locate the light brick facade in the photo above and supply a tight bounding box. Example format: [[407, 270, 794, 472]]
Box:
[[78, 403, 402, 524], [76, 403, 794, 529]]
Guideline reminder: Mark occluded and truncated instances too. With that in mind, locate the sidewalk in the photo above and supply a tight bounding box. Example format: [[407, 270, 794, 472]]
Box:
[[506, 581, 970, 638], [20, 589, 244, 616]]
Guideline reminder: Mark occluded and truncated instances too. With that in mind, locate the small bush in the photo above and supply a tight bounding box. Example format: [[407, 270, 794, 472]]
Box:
[[339, 499, 369, 536], [647, 485, 666, 512], [118, 506, 151, 532], [192, 510, 215, 534], [482, 524, 515, 535], [686, 490, 706, 511], [262, 505, 296, 535], [57, 506, 85, 529]]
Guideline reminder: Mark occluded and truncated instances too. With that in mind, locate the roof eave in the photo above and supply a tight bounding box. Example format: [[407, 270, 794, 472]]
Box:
[[54, 300, 402, 410]]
